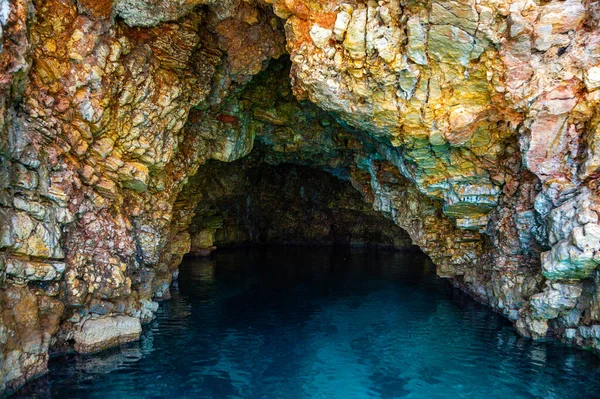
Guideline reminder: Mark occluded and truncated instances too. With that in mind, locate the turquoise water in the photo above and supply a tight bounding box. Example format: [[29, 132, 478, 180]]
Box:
[[16, 247, 600, 398]]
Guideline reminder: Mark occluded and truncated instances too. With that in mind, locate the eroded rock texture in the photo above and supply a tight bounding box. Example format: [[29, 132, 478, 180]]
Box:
[[2, 0, 600, 394], [0, 0, 285, 392]]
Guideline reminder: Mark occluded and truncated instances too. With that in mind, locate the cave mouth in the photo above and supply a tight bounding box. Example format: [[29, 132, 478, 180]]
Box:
[[182, 157, 418, 257], [13, 247, 600, 399]]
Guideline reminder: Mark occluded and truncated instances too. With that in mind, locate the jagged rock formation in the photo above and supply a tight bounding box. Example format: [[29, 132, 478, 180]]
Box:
[[2, 0, 600, 394]]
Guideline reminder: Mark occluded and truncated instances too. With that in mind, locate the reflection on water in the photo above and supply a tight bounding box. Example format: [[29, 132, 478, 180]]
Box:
[[14, 247, 600, 399]]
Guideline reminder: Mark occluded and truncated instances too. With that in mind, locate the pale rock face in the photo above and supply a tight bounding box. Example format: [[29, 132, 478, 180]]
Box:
[[406, 17, 427, 66], [73, 316, 142, 353], [585, 67, 600, 91], [0, 209, 64, 259], [309, 24, 332, 50], [343, 7, 367, 59], [5, 259, 66, 282], [540, 189, 600, 279], [517, 315, 550, 340], [333, 8, 352, 42], [530, 282, 583, 319]]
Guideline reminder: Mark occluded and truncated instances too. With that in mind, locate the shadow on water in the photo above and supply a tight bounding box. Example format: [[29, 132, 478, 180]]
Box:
[[13, 246, 600, 399]]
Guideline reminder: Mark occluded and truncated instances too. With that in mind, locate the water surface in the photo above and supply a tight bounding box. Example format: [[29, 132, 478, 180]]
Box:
[[17, 247, 600, 398]]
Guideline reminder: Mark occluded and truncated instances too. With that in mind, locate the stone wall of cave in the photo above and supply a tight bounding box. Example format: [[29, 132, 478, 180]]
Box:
[[3, 0, 600, 395]]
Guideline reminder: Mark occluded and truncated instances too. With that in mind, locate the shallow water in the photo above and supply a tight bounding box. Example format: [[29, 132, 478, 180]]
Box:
[[16, 247, 600, 398]]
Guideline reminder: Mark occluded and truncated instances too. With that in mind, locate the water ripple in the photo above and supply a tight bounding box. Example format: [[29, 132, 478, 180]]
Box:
[[14, 247, 600, 399]]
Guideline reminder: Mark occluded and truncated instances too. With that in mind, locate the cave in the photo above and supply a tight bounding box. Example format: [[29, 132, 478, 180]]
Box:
[[184, 158, 415, 254], [3, 0, 600, 397]]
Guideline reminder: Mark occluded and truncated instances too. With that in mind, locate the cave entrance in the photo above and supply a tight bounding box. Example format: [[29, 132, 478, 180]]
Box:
[[177, 156, 417, 257]]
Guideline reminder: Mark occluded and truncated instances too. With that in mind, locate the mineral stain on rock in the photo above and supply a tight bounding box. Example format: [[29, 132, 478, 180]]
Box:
[[2, 0, 600, 395]]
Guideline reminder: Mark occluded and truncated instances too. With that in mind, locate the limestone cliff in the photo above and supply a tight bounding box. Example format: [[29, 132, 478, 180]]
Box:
[[2, 0, 600, 394]]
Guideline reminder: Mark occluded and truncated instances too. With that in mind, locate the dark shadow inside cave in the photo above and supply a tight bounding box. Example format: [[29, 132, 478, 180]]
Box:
[[178, 151, 418, 257]]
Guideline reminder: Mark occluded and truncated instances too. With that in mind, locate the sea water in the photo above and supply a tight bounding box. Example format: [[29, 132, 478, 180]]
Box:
[[16, 247, 600, 399]]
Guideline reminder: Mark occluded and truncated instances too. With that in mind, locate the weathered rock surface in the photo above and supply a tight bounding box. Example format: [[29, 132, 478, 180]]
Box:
[[3, 0, 600, 395], [0, 0, 284, 393], [73, 316, 141, 354]]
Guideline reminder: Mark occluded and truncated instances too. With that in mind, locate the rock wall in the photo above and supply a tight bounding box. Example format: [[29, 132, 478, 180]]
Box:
[[2, 0, 600, 395], [0, 0, 285, 393]]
